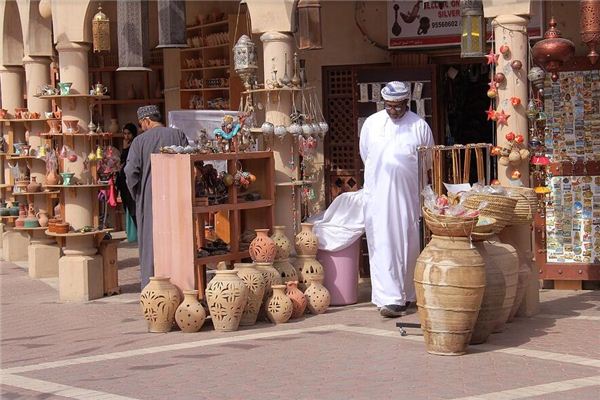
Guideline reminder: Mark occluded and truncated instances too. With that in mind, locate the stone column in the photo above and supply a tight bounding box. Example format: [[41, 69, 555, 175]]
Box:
[[0, 66, 24, 110], [22, 56, 51, 113], [260, 31, 299, 240], [493, 15, 539, 317]]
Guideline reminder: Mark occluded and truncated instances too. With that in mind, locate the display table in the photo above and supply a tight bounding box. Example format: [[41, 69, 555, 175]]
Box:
[[13, 226, 60, 278]]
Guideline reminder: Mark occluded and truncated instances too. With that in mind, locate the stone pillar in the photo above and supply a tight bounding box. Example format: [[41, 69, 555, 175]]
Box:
[[260, 31, 299, 240], [58, 236, 103, 302], [0, 66, 24, 110], [22, 56, 51, 113], [2, 230, 29, 261], [493, 15, 539, 317], [28, 230, 60, 278]]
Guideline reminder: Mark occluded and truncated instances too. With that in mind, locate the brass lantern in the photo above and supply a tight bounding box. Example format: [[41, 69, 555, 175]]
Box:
[[532, 17, 575, 81], [233, 35, 258, 90], [92, 4, 110, 53], [460, 0, 485, 58], [580, 0, 600, 65]]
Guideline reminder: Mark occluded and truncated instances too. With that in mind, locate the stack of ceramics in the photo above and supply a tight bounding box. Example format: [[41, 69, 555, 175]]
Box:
[[270, 226, 298, 283]]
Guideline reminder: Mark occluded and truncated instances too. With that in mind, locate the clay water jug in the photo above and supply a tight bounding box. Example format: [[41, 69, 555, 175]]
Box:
[[46, 169, 59, 186], [235, 263, 266, 326], [285, 280, 307, 319], [304, 277, 331, 315], [293, 255, 324, 291], [175, 290, 206, 333], [36, 209, 49, 227], [295, 223, 318, 255], [205, 270, 248, 331], [249, 229, 277, 262], [266, 285, 293, 324], [140, 277, 181, 333], [270, 225, 292, 260]]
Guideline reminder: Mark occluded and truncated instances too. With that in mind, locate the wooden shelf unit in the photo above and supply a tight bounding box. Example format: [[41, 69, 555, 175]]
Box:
[[151, 151, 275, 299], [179, 14, 247, 111]]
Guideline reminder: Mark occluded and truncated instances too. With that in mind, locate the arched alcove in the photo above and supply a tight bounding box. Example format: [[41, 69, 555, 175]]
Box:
[[1, 0, 25, 66]]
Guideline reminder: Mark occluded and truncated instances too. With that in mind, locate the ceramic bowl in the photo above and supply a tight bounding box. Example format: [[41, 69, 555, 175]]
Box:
[[60, 172, 75, 185], [54, 222, 70, 234]]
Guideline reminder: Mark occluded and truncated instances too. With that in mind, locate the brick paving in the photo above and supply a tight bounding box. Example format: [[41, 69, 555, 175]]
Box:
[[1, 240, 599, 399]]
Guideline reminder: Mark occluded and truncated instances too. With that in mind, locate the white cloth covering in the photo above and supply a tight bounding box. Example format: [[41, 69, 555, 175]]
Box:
[[309, 190, 365, 252], [359, 110, 434, 307]]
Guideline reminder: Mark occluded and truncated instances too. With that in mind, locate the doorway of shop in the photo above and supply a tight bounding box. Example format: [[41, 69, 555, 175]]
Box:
[[440, 62, 495, 183]]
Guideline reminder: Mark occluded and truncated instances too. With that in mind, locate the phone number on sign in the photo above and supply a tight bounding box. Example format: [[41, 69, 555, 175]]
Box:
[[431, 20, 459, 29]]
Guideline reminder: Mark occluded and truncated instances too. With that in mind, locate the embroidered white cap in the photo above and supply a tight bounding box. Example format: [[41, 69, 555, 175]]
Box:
[[381, 81, 410, 101]]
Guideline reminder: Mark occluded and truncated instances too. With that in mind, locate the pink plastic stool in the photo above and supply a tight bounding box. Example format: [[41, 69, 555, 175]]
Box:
[[317, 238, 360, 306]]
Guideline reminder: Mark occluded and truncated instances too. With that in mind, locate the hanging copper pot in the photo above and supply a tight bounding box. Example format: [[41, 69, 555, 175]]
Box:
[[532, 17, 575, 81], [580, 0, 600, 65]]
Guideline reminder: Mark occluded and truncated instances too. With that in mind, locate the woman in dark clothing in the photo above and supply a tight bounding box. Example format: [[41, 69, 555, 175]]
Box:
[[116, 123, 138, 227]]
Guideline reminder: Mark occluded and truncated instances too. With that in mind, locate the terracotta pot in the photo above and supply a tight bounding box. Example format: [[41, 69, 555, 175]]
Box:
[[508, 252, 532, 322], [249, 229, 277, 262], [27, 177, 42, 193], [205, 270, 248, 331], [46, 169, 60, 186], [270, 225, 292, 260], [47, 119, 61, 134], [175, 290, 206, 333], [470, 242, 507, 345], [484, 237, 518, 333], [36, 210, 49, 228], [293, 255, 324, 291], [266, 285, 293, 324], [235, 263, 266, 326], [255, 262, 283, 321], [140, 276, 181, 333], [304, 277, 330, 315], [273, 258, 298, 283], [285, 280, 307, 319], [295, 223, 318, 255], [414, 235, 485, 356]]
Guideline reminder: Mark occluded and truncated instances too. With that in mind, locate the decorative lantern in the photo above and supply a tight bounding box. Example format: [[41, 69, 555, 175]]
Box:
[[117, 0, 151, 71], [233, 35, 258, 90], [527, 66, 546, 90], [92, 4, 110, 53], [297, 0, 323, 50], [157, 0, 187, 48], [532, 17, 575, 81], [459, 0, 485, 58], [580, 0, 600, 64]]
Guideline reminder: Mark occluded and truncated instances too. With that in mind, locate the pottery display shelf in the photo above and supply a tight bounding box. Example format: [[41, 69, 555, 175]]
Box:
[[44, 184, 108, 189], [45, 228, 112, 238], [0, 118, 60, 123], [35, 94, 109, 110], [241, 86, 315, 95], [151, 151, 275, 299], [13, 190, 60, 196]]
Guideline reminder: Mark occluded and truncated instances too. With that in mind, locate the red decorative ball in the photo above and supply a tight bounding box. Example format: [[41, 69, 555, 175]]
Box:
[[494, 73, 506, 83], [499, 45, 510, 55], [511, 60, 523, 70]]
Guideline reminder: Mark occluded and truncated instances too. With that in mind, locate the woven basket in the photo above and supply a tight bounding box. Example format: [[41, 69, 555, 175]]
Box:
[[422, 207, 478, 237], [462, 194, 517, 234], [471, 217, 497, 242], [505, 187, 537, 225]]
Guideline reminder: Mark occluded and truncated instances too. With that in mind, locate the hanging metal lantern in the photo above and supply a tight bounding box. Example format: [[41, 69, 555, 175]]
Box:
[[527, 66, 546, 90], [92, 4, 110, 53], [580, 0, 600, 65], [117, 0, 151, 71], [532, 17, 575, 82], [459, 0, 485, 58], [233, 35, 258, 90], [297, 0, 322, 50], [157, 0, 187, 48]]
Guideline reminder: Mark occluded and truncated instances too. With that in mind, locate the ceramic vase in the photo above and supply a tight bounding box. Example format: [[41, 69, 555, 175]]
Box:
[[266, 285, 293, 324], [295, 223, 318, 255], [36, 209, 49, 227], [273, 259, 298, 283], [249, 228, 277, 262], [175, 290, 206, 333], [286, 280, 307, 319], [26, 177, 42, 193], [305, 277, 331, 315], [235, 263, 266, 326], [205, 270, 248, 331], [270, 225, 292, 260], [140, 277, 182, 333], [255, 262, 283, 321], [46, 169, 59, 186], [15, 210, 26, 228], [293, 255, 325, 291]]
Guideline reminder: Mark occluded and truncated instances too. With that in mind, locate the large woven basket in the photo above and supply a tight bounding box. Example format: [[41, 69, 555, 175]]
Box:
[[471, 217, 497, 242], [505, 187, 537, 225], [422, 207, 479, 237], [462, 194, 517, 234]]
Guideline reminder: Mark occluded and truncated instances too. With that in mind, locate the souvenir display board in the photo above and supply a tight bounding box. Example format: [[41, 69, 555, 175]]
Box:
[[534, 58, 600, 283]]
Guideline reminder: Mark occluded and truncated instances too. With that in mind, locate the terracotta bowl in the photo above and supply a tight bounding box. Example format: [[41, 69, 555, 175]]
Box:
[[54, 222, 70, 234]]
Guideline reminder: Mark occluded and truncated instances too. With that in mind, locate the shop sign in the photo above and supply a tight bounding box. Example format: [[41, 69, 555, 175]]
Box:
[[388, 0, 543, 49]]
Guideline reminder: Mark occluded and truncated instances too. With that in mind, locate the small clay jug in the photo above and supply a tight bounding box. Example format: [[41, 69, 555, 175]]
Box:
[[305, 276, 331, 315], [235, 263, 266, 326], [286, 281, 307, 319], [46, 169, 59, 186], [36, 209, 49, 227], [249, 228, 277, 263], [15, 210, 26, 228], [140, 277, 181, 333], [266, 285, 293, 324], [270, 225, 292, 260], [27, 176, 42, 193], [175, 290, 206, 333], [295, 223, 319, 256]]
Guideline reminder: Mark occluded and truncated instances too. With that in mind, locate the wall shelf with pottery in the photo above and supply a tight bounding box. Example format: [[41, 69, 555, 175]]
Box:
[[151, 151, 275, 299]]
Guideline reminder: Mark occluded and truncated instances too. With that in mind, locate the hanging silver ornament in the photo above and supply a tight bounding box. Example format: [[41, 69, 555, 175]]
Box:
[[527, 66, 546, 90], [319, 121, 329, 134], [261, 121, 274, 135], [287, 122, 302, 135], [301, 123, 314, 138], [311, 123, 321, 136], [274, 125, 287, 139]]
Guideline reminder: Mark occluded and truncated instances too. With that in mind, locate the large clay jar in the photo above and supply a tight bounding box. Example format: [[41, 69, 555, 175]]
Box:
[[470, 242, 507, 345], [484, 236, 518, 333], [266, 285, 293, 324], [414, 235, 485, 356], [235, 263, 266, 326], [507, 252, 532, 322], [305, 276, 331, 315], [175, 290, 206, 333], [294, 255, 324, 291], [286, 280, 307, 319], [140, 277, 182, 333], [270, 225, 292, 260], [27, 177, 42, 193], [46, 169, 59, 186], [255, 262, 283, 321], [295, 223, 318, 255], [273, 258, 298, 283], [205, 270, 248, 331], [249, 228, 277, 263]]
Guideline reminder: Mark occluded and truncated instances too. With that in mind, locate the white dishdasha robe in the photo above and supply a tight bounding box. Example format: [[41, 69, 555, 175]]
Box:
[[359, 110, 434, 307]]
